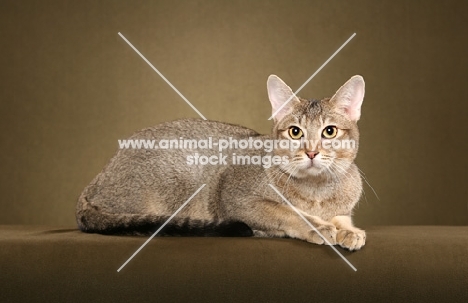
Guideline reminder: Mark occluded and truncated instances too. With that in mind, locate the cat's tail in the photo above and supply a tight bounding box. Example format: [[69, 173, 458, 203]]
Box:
[[76, 193, 253, 237]]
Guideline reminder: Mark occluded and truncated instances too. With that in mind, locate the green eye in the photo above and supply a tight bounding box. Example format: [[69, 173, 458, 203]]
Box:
[[288, 126, 303, 140], [322, 126, 338, 139]]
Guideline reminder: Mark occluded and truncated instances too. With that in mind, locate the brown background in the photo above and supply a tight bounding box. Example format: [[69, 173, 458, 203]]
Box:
[[0, 0, 467, 227]]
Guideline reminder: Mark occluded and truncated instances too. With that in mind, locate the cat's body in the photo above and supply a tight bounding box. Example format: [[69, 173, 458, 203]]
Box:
[[77, 75, 367, 251]]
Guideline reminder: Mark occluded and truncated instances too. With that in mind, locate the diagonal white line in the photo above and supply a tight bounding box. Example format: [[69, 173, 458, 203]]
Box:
[[117, 184, 206, 272], [118, 32, 207, 120], [268, 184, 357, 271], [268, 33, 356, 120]]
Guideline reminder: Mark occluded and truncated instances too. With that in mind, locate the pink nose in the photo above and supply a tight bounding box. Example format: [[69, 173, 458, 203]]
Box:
[[306, 151, 319, 159]]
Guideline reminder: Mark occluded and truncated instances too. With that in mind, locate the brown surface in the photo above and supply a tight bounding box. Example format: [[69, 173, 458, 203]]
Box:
[[0, 0, 468, 226], [1, 225, 468, 302]]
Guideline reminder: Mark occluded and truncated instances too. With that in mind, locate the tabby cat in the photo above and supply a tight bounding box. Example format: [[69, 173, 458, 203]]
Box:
[[76, 75, 366, 251]]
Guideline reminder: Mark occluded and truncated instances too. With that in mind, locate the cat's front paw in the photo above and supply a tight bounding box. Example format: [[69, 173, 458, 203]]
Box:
[[308, 223, 337, 245], [336, 228, 366, 251]]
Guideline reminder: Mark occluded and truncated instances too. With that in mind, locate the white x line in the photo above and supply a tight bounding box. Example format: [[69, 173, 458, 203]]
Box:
[[118, 32, 207, 120], [117, 184, 206, 272], [116, 31, 359, 273], [269, 184, 357, 271], [268, 33, 356, 120]]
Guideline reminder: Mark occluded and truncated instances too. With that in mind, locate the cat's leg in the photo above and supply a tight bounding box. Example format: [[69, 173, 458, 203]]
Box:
[[232, 201, 337, 245], [330, 215, 366, 251], [300, 215, 337, 245]]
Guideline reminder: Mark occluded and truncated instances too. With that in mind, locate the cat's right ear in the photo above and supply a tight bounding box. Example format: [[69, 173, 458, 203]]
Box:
[[330, 75, 365, 122], [267, 75, 300, 121]]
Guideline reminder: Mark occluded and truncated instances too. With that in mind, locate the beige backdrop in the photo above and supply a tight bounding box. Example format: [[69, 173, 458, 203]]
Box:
[[1, 0, 467, 226]]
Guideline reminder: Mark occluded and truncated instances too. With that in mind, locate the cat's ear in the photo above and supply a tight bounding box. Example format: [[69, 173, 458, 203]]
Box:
[[267, 75, 300, 121], [330, 75, 365, 122]]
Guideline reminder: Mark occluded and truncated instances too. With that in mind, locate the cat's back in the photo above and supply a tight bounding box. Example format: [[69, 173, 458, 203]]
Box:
[[80, 118, 264, 215], [130, 118, 260, 140]]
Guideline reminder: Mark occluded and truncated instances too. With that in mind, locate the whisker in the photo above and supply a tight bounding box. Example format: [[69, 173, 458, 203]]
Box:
[[357, 167, 380, 201]]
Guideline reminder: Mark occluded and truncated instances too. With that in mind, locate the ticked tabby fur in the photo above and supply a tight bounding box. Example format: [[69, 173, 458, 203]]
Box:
[[76, 75, 367, 251]]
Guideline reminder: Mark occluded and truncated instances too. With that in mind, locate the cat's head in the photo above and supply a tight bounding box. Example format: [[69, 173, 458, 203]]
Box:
[[267, 75, 365, 178]]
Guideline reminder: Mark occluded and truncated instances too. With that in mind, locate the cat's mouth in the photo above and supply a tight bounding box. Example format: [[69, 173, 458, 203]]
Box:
[[306, 157, 321, 168], [304, 156, 332, 176], [305, 159, 324, 172]]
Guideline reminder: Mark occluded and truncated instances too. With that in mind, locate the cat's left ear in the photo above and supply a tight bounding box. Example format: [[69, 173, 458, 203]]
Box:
[[267, 75, 300, 121], [330, 75, 365, 122]]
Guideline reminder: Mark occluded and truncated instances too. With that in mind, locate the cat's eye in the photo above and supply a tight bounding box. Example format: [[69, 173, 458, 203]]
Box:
[[322, 126, 338, 139], [288, 126, 303, 140]]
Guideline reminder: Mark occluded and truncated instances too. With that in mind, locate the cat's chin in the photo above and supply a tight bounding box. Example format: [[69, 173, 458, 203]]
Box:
[[286, 162, 326, 179], [305, 166, 326, 177], [294, 168, 327, 179]]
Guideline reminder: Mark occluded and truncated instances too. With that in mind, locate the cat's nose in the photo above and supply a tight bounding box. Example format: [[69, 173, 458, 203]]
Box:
[[306, 151, 319, 159]]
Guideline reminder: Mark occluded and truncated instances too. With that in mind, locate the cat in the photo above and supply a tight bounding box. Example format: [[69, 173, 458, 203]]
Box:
[[76, 74, 366, 251]]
